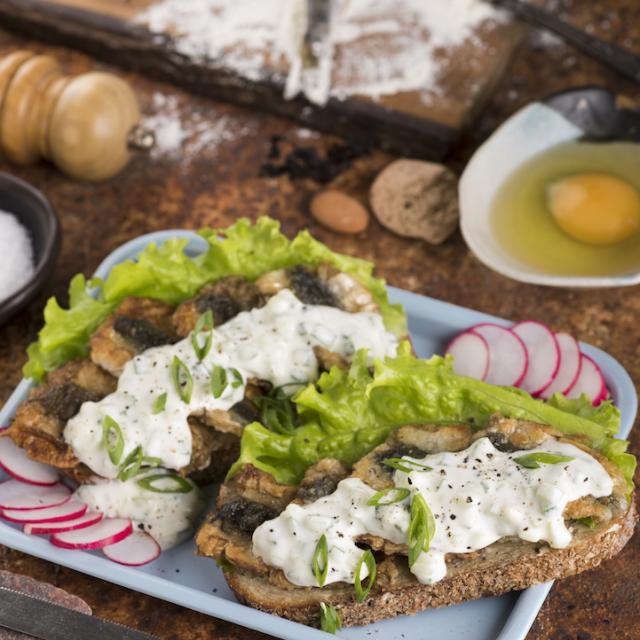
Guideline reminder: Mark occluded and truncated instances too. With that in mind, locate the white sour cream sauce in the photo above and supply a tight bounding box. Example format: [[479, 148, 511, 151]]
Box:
[[252, 437, 613, 586], [75, 472, 205, 549], [64, 288, 398, 479]]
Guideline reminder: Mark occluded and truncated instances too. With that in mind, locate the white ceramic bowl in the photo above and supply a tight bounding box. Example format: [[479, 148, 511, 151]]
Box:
[[458, 102, 640, 288]]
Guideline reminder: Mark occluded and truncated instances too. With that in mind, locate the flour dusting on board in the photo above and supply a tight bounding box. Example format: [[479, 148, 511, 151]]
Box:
[[139, 0, 304, 82], [142, 93, 255, 160], [136, 0, 507, 105]]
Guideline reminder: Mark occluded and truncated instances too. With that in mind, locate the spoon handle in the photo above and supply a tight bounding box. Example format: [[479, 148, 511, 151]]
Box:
[[494, 0, 640, 84]]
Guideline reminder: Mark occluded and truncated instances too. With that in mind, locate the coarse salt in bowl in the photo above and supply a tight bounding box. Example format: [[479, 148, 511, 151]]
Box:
[[0, 172, 60, 324], [0, 211, 36, 303]]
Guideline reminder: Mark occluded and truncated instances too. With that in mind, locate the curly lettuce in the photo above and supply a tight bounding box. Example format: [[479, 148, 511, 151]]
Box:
[[24, 217, 406, 380], [231, 343, 636, 489]]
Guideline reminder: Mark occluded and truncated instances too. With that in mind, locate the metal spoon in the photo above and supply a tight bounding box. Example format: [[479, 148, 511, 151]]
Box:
[[543, 86, 640, 142]]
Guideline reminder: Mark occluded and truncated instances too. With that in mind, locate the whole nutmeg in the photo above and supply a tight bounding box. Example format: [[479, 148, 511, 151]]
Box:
[[310, 189, 370, 234], [370, 159, 459, 245]]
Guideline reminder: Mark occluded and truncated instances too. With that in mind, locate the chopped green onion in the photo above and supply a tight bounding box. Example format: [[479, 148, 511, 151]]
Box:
[[319, 603, 341, 634], [191, 330, 212, 361], [151, 392, 167, 414], [253, 386, 297, 434], [230, 368, 244, 389], [275, 381, 306, 393], [142, 455, 162, 468], [354, 549, 376, 602], [118, 445, 143, 481], [194, 309, 214, 334], [408, 494, 436, 567], [137, 473, 193, 493], [171, 356, 193, 403], [215, 556, 235, 572], [578, 516, 598, 529], [312, 534, 328, 587], [514, 452, 574, 469], [101, 416, 124, 465], [211, 365, 228, 398], [191, 310, 214, 361], [367, 487, 410, 507], [383, 457, 432, 473]]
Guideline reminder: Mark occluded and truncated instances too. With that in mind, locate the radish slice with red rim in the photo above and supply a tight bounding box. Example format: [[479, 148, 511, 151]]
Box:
[[0, 480, 70, 511], [511, 321, 560, 396], [0, 438, 59, 486], [51, 518, 133, 550], [540, 333, 582, 399], [24, 512, 104, 535], [445, 331, 490, 380], [102, 531, 161, 566], [2, 500, 87, 524], [566, 355, 608, 405], [468, 323, 529, 387]]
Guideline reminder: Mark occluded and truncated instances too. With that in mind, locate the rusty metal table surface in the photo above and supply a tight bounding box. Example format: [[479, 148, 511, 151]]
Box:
[[0, 2, 639, 638]]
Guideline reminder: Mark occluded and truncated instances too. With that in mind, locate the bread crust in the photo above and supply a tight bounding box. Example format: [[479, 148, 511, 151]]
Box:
[[201, 418, 636, 628], [224, 499, 637, 627]]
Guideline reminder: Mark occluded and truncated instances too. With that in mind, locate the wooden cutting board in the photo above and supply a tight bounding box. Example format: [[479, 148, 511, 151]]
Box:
[[0, 0, 524, 160]]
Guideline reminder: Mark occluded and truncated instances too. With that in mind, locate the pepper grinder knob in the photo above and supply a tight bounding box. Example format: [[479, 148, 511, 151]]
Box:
[[0, 50, 151, 181]]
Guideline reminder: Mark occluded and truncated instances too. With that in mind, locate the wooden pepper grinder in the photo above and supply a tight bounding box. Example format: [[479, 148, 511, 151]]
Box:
[[0, 50, 153, 181]]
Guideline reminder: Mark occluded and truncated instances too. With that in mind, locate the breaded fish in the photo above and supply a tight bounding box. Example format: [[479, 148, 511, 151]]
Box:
[[90, 297, 176, 377], [4, 359, 117, 480], [5, 358, 240, 484], [172, 276, 265, 337], [255, 264, 378, 313]]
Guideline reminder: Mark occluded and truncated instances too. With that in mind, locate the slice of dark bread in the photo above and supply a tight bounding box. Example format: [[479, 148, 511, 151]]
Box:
[[224, 501, 636, 627], [198, 417, 636, 628]]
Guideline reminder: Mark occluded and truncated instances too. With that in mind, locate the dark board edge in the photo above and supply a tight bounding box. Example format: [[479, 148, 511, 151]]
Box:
[[0, 0, 471, 160]]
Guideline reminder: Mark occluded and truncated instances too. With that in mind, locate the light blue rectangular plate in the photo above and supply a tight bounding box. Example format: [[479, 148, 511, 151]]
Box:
[[0, 231, 636, 640]]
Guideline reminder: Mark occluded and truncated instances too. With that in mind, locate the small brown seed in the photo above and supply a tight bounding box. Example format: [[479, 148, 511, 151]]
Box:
[[310, 190, 370, 234]]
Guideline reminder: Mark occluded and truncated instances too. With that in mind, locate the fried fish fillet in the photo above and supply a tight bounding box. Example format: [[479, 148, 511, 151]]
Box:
[[172, 266, 378, 338], [4, 358, 239, 483], [4, 359, 117, 481], [90, 297, 177, 377], [255, 264, 378, 313], [172, 276, 266, 338]]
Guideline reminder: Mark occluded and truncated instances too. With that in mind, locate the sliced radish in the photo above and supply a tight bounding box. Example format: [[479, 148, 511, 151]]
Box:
[[445, 331, 490, 380], [0, 480, 70, 511], [540, 333, 582, 399], [24, 512, 104, 535], [511, 321, 560, 396], [102, 531, 161, 566], [51, 518, 133, 550], [0, 438, 59, 486], [2, 499, 87, 524], [469, 323, 529, 387], [566, 355, 608, 405]]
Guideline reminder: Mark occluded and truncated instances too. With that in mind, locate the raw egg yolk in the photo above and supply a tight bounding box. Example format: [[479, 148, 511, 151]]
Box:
[[546, 173, 640, 245]]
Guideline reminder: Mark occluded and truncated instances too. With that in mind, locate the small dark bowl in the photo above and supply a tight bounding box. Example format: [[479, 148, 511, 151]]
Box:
[[0, 172, 60, 325]]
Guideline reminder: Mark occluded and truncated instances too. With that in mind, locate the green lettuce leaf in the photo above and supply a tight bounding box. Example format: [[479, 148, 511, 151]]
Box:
[[544, 393, 620, 436], [232, 344, 635, 490], [24, 217, 406, 380], [24, 275, 113, 380]]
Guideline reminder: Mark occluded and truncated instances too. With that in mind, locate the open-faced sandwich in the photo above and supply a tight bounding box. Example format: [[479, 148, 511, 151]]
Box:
[[196, 345, 636, 631], [199, 416, 634, 628]]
